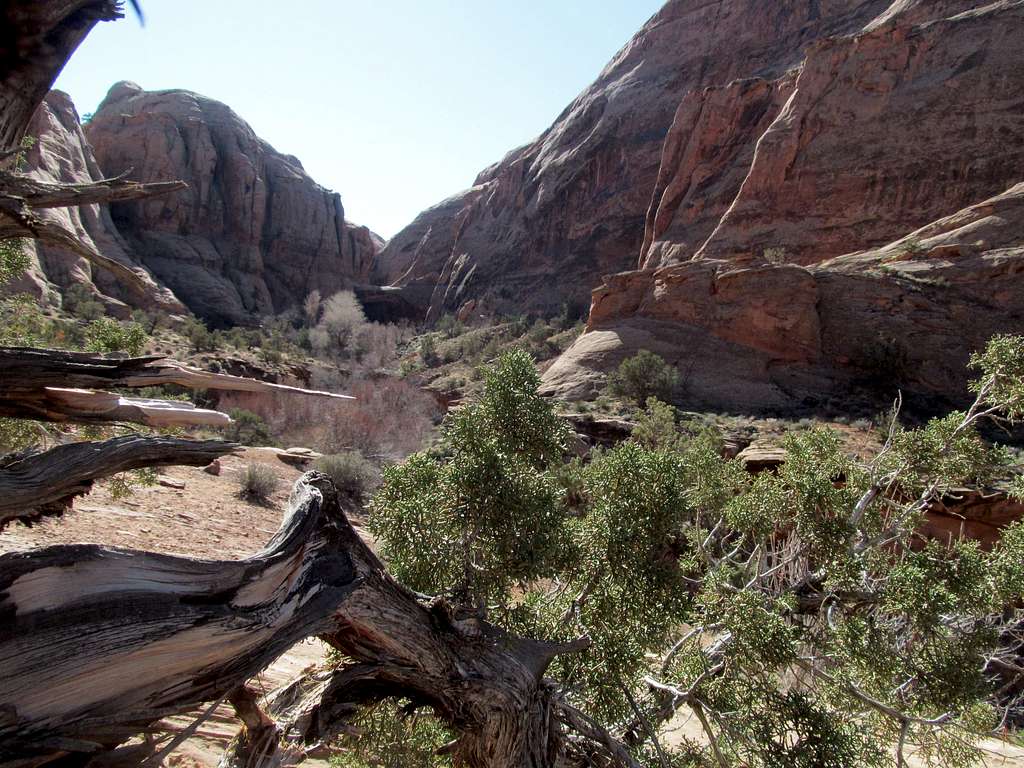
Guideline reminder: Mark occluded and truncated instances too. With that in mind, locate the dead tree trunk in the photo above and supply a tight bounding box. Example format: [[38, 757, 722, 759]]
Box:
[[0, 474, 628, 768], [0, 347, 351, 428], [0, 1, 124, 155], [0, 435, 235, 528]]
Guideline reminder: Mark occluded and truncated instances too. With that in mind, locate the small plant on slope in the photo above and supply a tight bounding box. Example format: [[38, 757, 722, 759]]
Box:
[[607, 349, 681, 406]]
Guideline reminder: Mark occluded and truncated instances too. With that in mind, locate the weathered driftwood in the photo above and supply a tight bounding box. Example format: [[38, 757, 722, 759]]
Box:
[[0, 347, 352, 427], [0, 435, 235, 528], [4, 387, 232, 429], [0, 474, 627, 768], [0, 169, 188, 285]]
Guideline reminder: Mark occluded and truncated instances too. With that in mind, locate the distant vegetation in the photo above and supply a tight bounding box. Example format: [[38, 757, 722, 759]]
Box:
[[236, 462, 279, 503], [607, 349, 680, 406]]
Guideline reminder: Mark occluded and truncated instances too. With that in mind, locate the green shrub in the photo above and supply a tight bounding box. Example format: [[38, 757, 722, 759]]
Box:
[[84, 318, 147, 355], [224, 408, 273, 446], [363, 337, 1024, 764], [435, 313, 464, 338], [62, 284, 105, 321], [607, 349, 680, 406], [236, 462, 279, 503], [183, 317, 218, 352], [314, 451, 380, 502], [329, 699, 452, 768], [419, 334, 439, 367], [0, 239, 30, 286]]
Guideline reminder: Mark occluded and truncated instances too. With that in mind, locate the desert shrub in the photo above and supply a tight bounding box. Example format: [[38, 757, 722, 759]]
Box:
[[330, 699, 452, 768], [350, 321, 408, 368], [62, 283, 105, 320], [364, 336, 1024, 766], [607, 349, 680, 406], [303, 289, 322, 327], [183, 317, 218, 352], [129, 309, 166, 334], [435, 313, 464, 338], [84, 317, 147, 355], [0, 239, 30, 285], [763, 246, 788, 264], [630, 396, 684, 451], [224, 408, 274, 446], [418, 334, 439, 367], [247, 377, 438, 462], [854, 332, 911, 392], [236, 462, 279, 503], [314, 450, 380, 502]]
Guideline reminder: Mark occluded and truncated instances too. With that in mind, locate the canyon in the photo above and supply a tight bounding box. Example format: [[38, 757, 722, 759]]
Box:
[[19, 82, 380, 327], [13, 0, 1024, 412]]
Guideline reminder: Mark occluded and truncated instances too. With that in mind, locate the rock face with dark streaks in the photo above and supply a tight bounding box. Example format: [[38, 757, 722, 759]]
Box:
[[542, 183, 1024, 411], [377, 0, 892, 320], [530, 0, 1024, 412], [85, 81, 379, 326]]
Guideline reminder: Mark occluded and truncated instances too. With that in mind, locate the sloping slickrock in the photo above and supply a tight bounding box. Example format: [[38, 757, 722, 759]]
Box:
[[542, 183, 1024, 411], [11, 90, 186, 317], [377, 0, 892, 320], [85, 81, 379, 327]]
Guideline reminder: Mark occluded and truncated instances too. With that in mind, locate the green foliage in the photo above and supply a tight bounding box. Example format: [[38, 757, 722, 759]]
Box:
[[183, 317, 218, 352], [969, 333, 1024, 420], [0, 419, 47, 455], [607, 349, 680, 406], [329, 700, 452, 768], [418, 333, 439, 366], [314, 451, 380, 502], [224, 409, 273, 447], [236, 462, 279, 503], [63, 284, 105, 320], [370, 349, 571, 607], [108, 468, 157, 500], [0, 294, 64, 347], [0, 239, 30, 286], [84, 317, 147, 355], [367, 335, 1024, 767], [435, 313, 464, 338], [631, 397, 686, 451]]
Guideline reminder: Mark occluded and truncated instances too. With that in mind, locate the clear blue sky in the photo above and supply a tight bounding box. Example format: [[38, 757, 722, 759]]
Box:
[[55, 0, 665, 239]]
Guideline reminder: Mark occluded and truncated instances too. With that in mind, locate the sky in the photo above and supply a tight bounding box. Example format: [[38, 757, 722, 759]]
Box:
[[54, 0, 665, 239]]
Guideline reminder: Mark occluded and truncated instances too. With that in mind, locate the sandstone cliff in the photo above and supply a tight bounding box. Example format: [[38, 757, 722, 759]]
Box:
[[80, 81, 379, 326], [377, 0, 893, 320], [542, 182, 1024, 412], [645, 0, 1024, 267], [12, 90, 185, 318]]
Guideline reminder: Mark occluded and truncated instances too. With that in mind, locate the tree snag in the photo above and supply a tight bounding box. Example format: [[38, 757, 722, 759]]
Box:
[[0, 1, 126, 155], [0, 435, 236, 529], [0, 474, 628, 768], [0, 347, 352, 427]]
